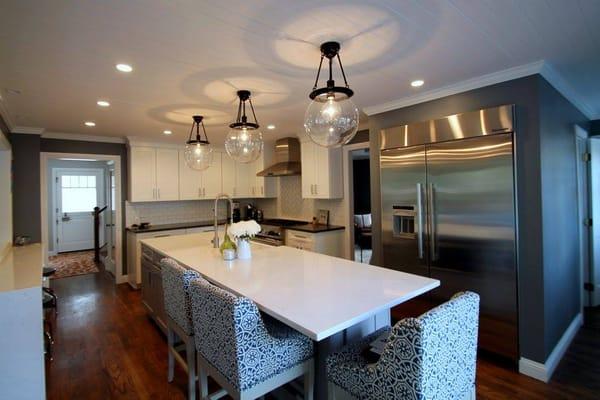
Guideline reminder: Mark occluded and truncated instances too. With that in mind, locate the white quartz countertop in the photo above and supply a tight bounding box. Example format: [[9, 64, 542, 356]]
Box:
[[141, 232, 439, 341], [0, 243, 44, 293]]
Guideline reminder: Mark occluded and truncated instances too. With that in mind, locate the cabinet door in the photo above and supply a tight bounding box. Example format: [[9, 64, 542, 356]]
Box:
[[130, 147, 156, 201], [178, 149, 203, 200], [235, 161, 253, 198], [253, 151, 276, 198], [301, 141, 316, 198], [221, 154, 236, 196], [155, 148, 180, 201], [203, 152, 222, 199], [140, 259, 153, 312]]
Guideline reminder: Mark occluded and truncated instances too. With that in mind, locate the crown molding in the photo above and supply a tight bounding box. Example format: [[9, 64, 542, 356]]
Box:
[[42, 131, 126, 144], [11, 126, 45, 135], [0, 97, 15, 132], [364, 60, 596, 120], [538, 63, 595, 119], [364, 60, 545, 116]]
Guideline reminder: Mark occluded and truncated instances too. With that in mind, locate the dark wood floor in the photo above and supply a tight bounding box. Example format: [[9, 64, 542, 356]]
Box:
[[45, 269, 600, 399]]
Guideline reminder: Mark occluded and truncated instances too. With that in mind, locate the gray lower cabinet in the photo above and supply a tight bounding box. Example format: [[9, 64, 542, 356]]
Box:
[[141, 244, 167, 333]]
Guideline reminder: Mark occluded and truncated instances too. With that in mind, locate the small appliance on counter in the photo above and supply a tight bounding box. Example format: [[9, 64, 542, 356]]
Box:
[[245, 203, 257, 221], [131, 222, 151, 230], [256, 209, 264, 222], [232, 201, 241, 222]]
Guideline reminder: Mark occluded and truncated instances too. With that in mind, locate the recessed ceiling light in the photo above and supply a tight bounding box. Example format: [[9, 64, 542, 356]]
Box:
[[411, 79, 424, 87], [163, 130, 172, 135], [97, 100, 110, 107], [267, 124, 276, 130], [115, 63, 133, 73], [84, 121, 96, 127]]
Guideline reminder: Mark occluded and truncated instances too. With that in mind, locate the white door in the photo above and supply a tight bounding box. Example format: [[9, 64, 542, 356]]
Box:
[[103, 168, 116, 274], [203, 152, 222, 199], [575, 131, 591, 307], [155, 148, 180, 201], [179, 149, 203, 200], [130, 147, 156, 201], [55, 169, 104, 253], [301, 141, 315, 198]]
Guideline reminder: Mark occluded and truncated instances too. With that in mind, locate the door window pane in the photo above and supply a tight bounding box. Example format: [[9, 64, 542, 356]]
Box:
[[61, 175, 98, 212]]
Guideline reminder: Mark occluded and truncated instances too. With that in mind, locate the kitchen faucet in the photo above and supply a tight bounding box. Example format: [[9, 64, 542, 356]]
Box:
[[213, 194, 234, 248]]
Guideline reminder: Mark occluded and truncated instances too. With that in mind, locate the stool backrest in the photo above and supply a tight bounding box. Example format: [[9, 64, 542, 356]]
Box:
[[379, 291, 480, 400], [189, 278, 267, 391], [160, 258, 199, 335]]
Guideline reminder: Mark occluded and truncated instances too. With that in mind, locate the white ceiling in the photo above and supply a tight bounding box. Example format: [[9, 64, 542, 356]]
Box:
[[1, 0, 599, 145]]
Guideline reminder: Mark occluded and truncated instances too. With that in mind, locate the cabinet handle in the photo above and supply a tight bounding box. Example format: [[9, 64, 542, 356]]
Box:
[[261, 186, 263, 195], [203, 188, 206, 196], [153, 188, 156, 199], [198, 188, 201, 197], [314, 184, 317, 195], [310, 184, 314, 195], [157, 188, 161, 199]]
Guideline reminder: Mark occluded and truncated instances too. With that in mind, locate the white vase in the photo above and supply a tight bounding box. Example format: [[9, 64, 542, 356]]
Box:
[[236, 239, 252, 260]]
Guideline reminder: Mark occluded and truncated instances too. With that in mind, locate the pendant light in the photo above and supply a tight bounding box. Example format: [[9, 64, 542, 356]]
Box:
[[304, 41, 359, 148], [225, 90, 263, 163], [184, 115, 213, 171]]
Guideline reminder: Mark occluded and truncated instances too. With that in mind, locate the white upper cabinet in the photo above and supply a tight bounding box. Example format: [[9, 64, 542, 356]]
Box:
[[178, 151, 222, 200], [221, 154, 236, 197], [130, 146, 179, 202], [130, 147, 157, 202], [251, 145, 276, 198], [178, 150, 203, 200], [300, 140, 343, 199], [155, 148, 180, 201]]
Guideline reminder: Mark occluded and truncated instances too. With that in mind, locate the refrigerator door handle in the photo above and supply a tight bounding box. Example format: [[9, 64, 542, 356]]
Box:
[[428, 183, 437, 261], [416, 183, 424, 259]]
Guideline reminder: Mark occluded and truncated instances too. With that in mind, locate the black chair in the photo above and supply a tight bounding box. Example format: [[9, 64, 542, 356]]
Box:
[[42, 267, 57, 361]]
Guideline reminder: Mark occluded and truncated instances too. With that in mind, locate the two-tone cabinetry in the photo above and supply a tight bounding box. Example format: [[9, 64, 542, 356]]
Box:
[[140, 243, 167, 332], [285, 228, 344, 257], [129, 144, 276, 202]]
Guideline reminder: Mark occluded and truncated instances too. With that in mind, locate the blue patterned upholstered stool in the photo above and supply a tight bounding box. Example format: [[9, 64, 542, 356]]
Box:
[[327, 292, 480, 400], [189, 276, 315, 400], [160, 258, 202, 400]]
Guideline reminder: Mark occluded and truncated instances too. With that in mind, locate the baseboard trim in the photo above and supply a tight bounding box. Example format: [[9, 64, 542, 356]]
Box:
[[519, 312, 583, 382], [116, 274, 128, 285]]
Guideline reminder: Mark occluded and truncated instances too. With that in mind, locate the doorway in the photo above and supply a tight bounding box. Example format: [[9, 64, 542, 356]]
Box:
[[41, 153, 124, 284], [343, 142, 372, 263]]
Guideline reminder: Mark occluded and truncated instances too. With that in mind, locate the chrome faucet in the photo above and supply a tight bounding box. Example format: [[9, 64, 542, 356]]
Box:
[[213, 194, 234, 248]]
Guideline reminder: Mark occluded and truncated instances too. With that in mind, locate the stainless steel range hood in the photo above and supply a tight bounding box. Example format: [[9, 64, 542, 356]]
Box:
[[257, 137, 301, 177]]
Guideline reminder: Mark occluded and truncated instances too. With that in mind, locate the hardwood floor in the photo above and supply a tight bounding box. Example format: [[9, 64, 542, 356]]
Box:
[[45, 269, 599, 399]]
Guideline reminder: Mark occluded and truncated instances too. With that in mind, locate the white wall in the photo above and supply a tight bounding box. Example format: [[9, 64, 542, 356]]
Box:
[[590, 137, 600, 306], [0, 148, 12, 254]]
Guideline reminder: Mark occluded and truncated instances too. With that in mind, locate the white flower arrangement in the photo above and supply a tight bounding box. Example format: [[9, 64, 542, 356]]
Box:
[[228, 220, 261, 241]]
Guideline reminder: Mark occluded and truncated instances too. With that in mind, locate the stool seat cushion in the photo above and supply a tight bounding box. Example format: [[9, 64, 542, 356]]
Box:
[[160, 258, 200, 335]]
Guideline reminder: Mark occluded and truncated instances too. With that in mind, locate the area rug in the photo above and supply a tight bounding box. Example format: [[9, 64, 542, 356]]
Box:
[[48, 250, 99, 279]]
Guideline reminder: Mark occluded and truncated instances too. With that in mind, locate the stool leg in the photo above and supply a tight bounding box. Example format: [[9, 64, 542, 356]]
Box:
[[167, 326, 175, 383], [198, 358, 208, 400], [186, 338, 196, 400], [304, 362, 314, 400]]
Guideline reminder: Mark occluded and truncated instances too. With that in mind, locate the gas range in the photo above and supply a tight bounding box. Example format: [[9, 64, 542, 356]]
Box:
[[252, 218, 306, 246]]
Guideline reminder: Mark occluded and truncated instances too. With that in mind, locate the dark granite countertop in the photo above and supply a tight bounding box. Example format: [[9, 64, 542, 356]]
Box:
[[285, 224, 345, 233], [126, 219, 226, 233]]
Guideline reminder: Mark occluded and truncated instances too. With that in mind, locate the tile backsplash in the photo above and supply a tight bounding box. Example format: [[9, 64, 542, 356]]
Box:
[[255, 176, 346, 225], [125, 200, 226, 226]]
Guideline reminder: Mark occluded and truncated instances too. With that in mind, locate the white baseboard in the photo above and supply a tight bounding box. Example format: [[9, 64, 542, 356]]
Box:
[[519, 312, 583, 382]]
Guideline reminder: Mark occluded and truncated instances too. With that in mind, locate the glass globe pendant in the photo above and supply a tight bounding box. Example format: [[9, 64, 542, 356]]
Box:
[[184, 115, 213, 171], [304, 41, 359, 148], [225, 90, 263, 163]]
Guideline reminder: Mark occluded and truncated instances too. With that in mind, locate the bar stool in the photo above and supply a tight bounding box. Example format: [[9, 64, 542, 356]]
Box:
[[326, 292, 480, 400], [42, 267, 58, 312], [189, 276, 315, 400], [160, 258, 201, 400]]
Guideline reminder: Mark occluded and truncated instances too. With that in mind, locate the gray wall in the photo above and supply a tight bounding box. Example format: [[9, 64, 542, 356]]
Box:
[[368, 74, 587, 363], [11, 135, 129, 274], [538, 78, 588, 356], [11, 134, 42, 242]]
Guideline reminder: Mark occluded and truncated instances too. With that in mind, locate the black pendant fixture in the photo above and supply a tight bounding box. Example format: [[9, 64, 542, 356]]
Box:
[[304, 41, 359, 148], [184, 115, 213, 171], [225, 90, 263, 163]]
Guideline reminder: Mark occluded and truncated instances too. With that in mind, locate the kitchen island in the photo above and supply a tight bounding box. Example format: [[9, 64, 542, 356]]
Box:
[[141, 232, 439, 399]]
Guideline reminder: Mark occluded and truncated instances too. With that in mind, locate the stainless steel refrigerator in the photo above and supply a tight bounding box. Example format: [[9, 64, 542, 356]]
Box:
[[380, 105, 518, 360]]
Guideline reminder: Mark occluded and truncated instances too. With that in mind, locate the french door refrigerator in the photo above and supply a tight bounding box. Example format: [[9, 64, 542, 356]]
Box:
[[380, 105, 518, 360]]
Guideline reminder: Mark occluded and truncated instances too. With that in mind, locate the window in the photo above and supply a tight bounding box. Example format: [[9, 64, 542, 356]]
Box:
[[61, 175, 98, 212]]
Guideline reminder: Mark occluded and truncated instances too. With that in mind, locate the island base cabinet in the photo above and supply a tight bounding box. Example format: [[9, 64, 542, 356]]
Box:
[[141, 245, 167, 333]]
